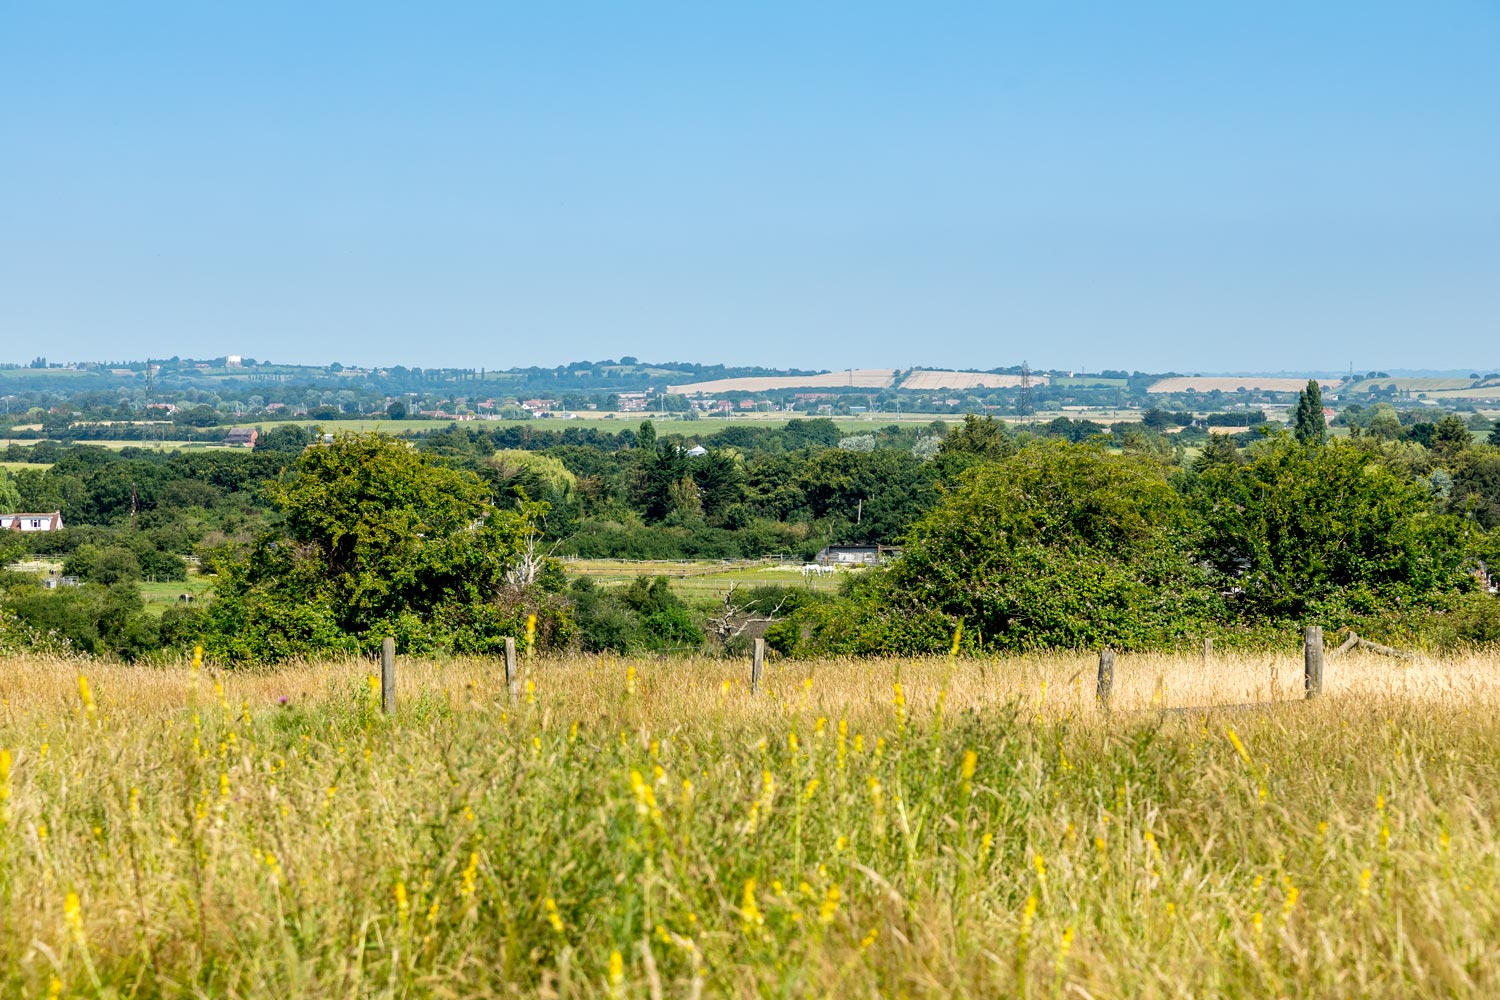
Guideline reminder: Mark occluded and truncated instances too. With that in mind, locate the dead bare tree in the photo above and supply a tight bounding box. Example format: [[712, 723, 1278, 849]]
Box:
[[503, 498, 561, 589], [504, 527, 552, 588], [706, 583, 790, 647]]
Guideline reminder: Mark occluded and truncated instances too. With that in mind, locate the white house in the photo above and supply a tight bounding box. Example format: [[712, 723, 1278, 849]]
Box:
[[0, 511, 64, 532]]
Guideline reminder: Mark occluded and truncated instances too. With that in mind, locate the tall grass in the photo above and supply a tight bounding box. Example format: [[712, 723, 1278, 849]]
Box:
[[2, 650, 1498, 997]]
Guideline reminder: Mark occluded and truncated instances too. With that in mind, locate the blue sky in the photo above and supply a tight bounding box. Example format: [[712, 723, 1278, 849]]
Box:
[[2, 3, 1496, 372]]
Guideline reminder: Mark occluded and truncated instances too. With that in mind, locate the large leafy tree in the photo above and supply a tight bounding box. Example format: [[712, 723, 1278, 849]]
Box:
[[203, 432, 540, 659], [1190, 439, 1474, 621], [782, 441, 1217, 653]]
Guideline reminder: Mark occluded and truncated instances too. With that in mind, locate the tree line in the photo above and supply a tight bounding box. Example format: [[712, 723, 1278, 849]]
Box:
[[0, 397, 1497, 660]]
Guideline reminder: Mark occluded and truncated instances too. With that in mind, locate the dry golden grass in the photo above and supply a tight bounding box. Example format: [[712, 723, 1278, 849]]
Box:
[[3, 650, 1499, 997], [4, 648, 1490, 721]]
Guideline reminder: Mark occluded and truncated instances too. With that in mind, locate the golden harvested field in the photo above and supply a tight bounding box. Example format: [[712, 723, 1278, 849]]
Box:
[[899, 370, 1051, 391], [3, 649, 1499, 997], [667, 370, 896, 394], [1147, 377, 1338, 394], [1404, 387, 1500, 400], [1345, 378, 1480, 395]]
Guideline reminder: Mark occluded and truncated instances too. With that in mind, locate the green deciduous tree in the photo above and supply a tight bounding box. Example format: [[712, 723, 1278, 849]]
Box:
[[202, 432, 546, 660], [781, 442, 1217, 654], [1190, 439, 1473, 621]]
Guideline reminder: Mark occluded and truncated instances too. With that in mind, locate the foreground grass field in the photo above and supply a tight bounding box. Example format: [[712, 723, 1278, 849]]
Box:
[[2, 650, 1498, 997]]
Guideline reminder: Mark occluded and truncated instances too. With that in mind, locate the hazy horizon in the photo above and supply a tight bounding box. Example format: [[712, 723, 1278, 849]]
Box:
[[4, 4, 1496, 372]]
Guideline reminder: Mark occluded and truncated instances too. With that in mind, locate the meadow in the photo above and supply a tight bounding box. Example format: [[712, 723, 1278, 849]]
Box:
[[562, 559, 845, 602], [2, 649, 1498, 997]]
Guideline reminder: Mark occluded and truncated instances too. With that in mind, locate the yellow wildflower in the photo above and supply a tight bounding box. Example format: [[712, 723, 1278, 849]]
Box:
[[1224, 725, 1252, 766], [77, 675, 97, 722], [0, 748, 11, 826], [459, 851, 479, 898], [543, 896, 564, 933], [818, 884, 840, 925], [607, 948, 624, 996], [395, 881, 410, 926], [740, 879, 763, 933], [63, 891, 84, 944]]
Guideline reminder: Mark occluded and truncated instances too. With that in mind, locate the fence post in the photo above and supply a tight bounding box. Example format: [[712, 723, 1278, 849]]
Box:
[[1096, 648, 1114, 713], [1304, 626, 1323, 698], [504, 637, 519, 698], [380, 637, 396, 715], [1202, 637, 1213, 663], [751, 638, 766, 695]]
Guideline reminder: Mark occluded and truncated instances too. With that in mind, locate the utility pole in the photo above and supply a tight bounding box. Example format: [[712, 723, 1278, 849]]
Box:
[[1018, 361, 1034, 424]]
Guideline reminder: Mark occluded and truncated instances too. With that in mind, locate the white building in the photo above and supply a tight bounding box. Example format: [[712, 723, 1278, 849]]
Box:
[[0, 511, 64, 532]]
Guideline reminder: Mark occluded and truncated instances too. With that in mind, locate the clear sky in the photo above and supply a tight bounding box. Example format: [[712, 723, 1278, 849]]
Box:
[[2, 3, 1496, 373]]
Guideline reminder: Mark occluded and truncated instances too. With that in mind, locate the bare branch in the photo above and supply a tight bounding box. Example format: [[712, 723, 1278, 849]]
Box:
[[705, 583, 790, 645]]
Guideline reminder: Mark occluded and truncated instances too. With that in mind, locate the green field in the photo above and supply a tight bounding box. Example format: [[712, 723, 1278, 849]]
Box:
[[139, 577, 213, 614], [565, 557, 847, 603], [229, 417, 454, 433], [234, 414, 955, 437], [0, 367, 96, 379], [59, 440, 240, 452], [1051, 376, 1129, 387]]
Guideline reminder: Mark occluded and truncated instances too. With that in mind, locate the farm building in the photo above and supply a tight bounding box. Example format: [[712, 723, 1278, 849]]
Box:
[[816, 544, 902, 566], [0, 511, 64, 532], [223, 427, 258, 447]]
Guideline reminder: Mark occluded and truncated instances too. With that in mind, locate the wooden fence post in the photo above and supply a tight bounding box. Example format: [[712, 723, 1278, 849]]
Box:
[[1096, 648, 1114, 713], [751, 638, 765, 695], [1304, 626, 1323, 698], [504, 637, 518, 698], [1202, 637, 1213, 663], [380, 637, 396, 715]]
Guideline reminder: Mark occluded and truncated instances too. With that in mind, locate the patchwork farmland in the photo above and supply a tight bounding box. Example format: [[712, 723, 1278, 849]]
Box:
[[667, 369, 897, 394]]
